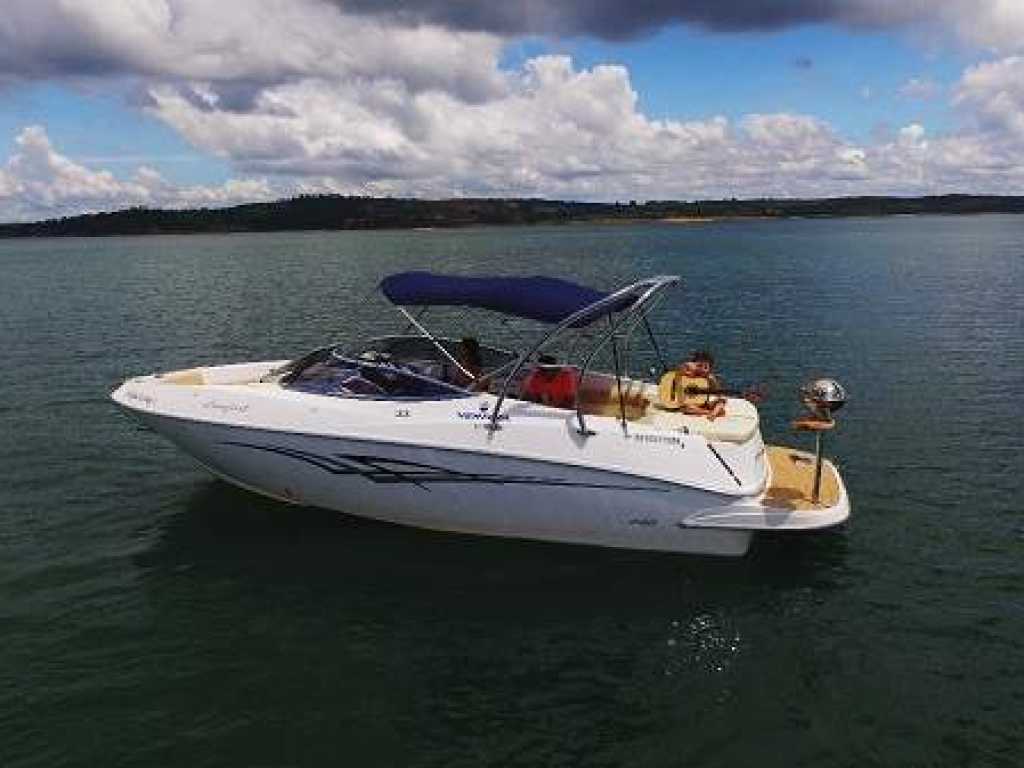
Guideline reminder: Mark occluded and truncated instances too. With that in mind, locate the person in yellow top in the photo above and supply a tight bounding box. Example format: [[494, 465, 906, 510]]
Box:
[[658, 349, 727, 418]]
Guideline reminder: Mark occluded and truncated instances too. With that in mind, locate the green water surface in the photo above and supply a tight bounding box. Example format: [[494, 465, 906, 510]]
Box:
[[1, 217, 1022, 767]]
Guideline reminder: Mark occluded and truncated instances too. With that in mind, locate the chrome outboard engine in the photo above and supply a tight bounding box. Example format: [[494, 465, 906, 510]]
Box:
[[800, 378, 847, 422], [794, 378, 847, 503]]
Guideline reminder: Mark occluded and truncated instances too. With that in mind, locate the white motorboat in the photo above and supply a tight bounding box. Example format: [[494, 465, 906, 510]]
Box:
[[112, 272, 850, 556]]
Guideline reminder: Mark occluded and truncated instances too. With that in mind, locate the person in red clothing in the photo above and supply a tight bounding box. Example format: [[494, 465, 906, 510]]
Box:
[[520, 354, 578, 408]]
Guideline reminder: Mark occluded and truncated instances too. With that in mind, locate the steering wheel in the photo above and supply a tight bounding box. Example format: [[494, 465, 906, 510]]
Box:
[[339, 374, 387, 397], [353, 349, 393, 365]]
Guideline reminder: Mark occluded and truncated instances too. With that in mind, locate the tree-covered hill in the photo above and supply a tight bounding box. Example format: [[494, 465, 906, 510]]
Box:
[[2, 194, 1023, 237]]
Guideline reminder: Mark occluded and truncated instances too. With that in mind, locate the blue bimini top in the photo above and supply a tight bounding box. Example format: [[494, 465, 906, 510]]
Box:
[[379, 272, 634, 326]]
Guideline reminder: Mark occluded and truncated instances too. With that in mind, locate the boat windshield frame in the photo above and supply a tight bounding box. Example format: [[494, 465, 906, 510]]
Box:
[[280, 348, 475, 401]]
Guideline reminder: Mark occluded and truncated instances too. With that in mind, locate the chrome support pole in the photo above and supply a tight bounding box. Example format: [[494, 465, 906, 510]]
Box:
[[396, 306, 475, 382], [798, 377, 845, 505], [642, 316, 669, 375], [608, 316, 628, 432], [487, 275, 680, 433], [401, 306, 429, 335], [812, 431, 824, 504], [572, 282, 673, 435]]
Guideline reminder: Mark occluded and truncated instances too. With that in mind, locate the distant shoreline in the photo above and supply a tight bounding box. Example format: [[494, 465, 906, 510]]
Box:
[[2, 194, 1022, 238]]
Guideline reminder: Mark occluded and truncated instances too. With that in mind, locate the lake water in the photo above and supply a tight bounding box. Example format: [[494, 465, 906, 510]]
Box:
[[1, 216, 1022, 766]]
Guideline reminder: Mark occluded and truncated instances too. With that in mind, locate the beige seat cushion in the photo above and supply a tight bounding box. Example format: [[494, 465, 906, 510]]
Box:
[[157, 368, 206, 385], [637, 396, 759, 443]]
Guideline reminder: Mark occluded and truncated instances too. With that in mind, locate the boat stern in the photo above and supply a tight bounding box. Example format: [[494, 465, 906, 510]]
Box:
[[681, 444, 850, 532], [755, 445, 850, 529]]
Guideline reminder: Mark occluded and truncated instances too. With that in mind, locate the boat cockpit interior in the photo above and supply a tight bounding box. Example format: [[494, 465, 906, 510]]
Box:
[[267, 334, 759, 443]]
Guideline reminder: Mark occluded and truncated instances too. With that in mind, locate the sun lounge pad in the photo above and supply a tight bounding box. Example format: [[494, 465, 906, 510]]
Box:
[[637, 396, 759, 443]]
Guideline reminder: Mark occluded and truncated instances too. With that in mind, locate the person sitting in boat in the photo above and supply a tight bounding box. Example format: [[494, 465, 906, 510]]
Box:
[[658, 349, 727, 418], [453, 336, 489, 390], [521, 354, 578, 408]]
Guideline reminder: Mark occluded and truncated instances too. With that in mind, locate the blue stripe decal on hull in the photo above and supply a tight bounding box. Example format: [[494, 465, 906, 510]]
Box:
[[222, 440, 668, 493]]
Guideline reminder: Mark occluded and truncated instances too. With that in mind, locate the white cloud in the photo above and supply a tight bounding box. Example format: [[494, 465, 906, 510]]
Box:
[[144, 56, 789, 199], [3, 1, 1024, 88], [854, 0, 1024, 54], [898, 123, 928, 148], [0, 0, 506, 101], [6, 125, 142, 206], [0, 168, 18, 198], [3, 1, 1024, 218], [7, 43, 1024, 222], [899, 77, 941, 100], [945, 0, 1024, 53], [954, 56, 1024, 137], [0, 125, 276, 221], [143, 52, 1024, 201]]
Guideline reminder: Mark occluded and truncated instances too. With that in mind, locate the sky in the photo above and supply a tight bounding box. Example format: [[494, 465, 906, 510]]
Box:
[[1, 0, 1024, 221]]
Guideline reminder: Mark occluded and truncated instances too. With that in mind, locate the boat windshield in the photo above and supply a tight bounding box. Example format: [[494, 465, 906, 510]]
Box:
[[281, 348, 470, 400], [347, 336, 517, 379]]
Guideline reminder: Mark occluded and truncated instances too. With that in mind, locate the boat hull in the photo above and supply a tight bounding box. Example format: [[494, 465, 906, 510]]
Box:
[[112, 359, 850, 557], [130, 409, 756, 556]]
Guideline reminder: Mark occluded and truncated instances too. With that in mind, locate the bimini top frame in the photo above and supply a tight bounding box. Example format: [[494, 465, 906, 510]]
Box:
[[487, 275, 680, 433], [378, 272, 682, 433]]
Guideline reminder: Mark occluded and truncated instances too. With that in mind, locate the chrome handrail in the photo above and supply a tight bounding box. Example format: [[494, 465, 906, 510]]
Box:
[[570, 279, 677, 434], [487, 275, 681, 431], [396, 306, 476, 382]]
